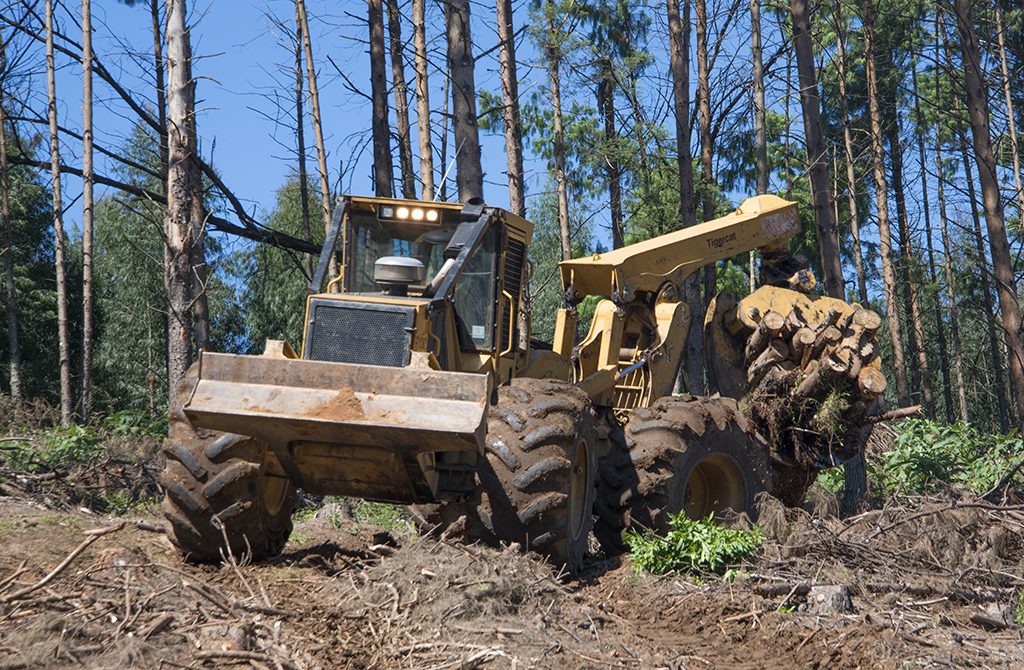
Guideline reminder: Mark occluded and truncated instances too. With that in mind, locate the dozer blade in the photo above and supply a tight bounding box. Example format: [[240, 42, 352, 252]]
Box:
[[182, 352, 490, 455]]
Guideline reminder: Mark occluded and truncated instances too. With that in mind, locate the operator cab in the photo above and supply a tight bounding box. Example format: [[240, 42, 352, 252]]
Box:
[[303, 196, 532, 382]]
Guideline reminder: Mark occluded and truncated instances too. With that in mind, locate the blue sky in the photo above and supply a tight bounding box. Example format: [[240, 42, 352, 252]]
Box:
[[46, 0, 544, 247]]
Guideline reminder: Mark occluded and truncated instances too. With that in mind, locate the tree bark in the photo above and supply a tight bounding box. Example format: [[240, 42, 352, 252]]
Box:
[[886, 118, 933, 416], [958, 124, 1010, 431], [862, 0, 909, 407], [597, 74, 623, 248], [296, 0, 332, 249], [912, 59, 952, 422], [45, 0, 73, 424], [790, 0, 843, 300], [184, 19, 207, 353], [165, 0, 197, 406], [445, 0, 483, 203], [935, 132, 968, 423], [749, 0, 766, 289], [496, 0, 525, 218], [369, 0, 393, 198], [955, 0, 1024, 428], [0, 49, 21, 399], [412, 0, 434, 200], [545, 1, 571, 260], [80, 0, 94, 419], [694, 0, 715, 305], [995, 7, 1024, 219], [934, 22, 968, 423], [294, 0, 312, 276], [667, 0, 704, 396], [833, 0, 867, 306], [151, 0, 168, 185], [386, 0, 415, 199]]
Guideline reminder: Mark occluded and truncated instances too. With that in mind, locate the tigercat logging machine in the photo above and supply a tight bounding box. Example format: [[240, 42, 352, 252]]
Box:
[[162, 194, 886, 572]]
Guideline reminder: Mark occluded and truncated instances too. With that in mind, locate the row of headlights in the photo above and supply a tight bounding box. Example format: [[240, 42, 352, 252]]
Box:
[[379, 204, 440, 222]]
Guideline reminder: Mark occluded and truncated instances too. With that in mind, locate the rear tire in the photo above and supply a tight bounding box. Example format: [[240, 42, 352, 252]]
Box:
[[625, 396, 771, 533], [161, 372, 297, 563], [469, 378, 597, 574]]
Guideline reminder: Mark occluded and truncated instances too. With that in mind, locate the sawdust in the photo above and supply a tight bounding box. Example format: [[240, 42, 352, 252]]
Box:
[[306, 387, 365, 421]]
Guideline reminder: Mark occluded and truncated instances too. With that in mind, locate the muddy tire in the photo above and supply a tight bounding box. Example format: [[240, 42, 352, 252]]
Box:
[[160, 374, 297, 563], [625, 396, 771, 533], [469, 378, 598, 574], [592, 424, 634, 555]]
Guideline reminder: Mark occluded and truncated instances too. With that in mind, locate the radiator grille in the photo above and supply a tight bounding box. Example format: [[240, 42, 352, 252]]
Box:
[[304, 299, 414, 367], [500, 238, 526, 352]]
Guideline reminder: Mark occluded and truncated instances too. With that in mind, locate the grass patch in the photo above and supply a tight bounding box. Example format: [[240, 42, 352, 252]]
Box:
[[626, 513, 764, 575]]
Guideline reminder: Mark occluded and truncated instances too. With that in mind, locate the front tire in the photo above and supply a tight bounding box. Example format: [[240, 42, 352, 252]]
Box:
[[470, 378, 598, 574], [625, 396, 771, 533], [160, 381, 297, 563]]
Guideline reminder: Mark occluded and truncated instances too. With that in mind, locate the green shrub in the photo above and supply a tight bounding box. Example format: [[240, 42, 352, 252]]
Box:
[[813, 420, 1024, 498], [101, 409, 167, 439], [626, 513, 764, 575]]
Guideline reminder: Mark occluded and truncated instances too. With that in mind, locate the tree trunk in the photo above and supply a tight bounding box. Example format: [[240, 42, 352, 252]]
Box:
[[297, 0, 332, 251], [165, 0, 197, 406], [886, 119, 933, 416], [833, 0, 867, 306], [151, 0, 168, 184], [959, 125, 1010, 431], [369, 0, 394, 198], [935, 147, 968, 422], [995, 7, 1024, 218], [80, 0, 94, 419], [439, 54, 450, 202], [912, 59, 953, 422], [412, 0, 434, 201], [386, 0, 415, 199], [790, 0, 843, 300], [667, 0, 704, 396], [45, 0, 73, 424], [934, 24, 968, 423], [0, 52, 21, 399], [862, 0, 909, 407], [749, 0, 766, 290], [445, 0, 483, 203], [597, 74, 623, 248], [496, 0, 525, 218], [694, 0, 716, 307], [294, 0, 312, 276], [955, 0, 1024, 428], [545, 2, 571, 260], [185, 20, 207, 353]]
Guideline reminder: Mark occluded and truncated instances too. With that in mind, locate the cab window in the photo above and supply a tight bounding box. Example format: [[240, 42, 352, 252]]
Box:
[[453, 226, 498, 350]]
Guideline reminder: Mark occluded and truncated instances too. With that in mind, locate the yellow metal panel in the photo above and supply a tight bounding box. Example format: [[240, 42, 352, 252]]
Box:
[[559, 194, 799, 300]]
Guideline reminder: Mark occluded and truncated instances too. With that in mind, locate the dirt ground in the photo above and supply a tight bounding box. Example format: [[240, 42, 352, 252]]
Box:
[[0, 491, 1022, 670]]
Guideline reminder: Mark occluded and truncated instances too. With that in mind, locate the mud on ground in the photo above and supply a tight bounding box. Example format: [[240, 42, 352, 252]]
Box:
[[0, 490, 1022, 670]]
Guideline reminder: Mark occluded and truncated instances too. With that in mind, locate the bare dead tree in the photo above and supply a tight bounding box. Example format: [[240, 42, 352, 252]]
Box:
[[294, 0, 311, 275], [445, 0, 483, 203], [45, 0, 73, 423], [80, 0, 94, 419], [386, 0, 415, 199], [412, 0, 434, 200], [496, 0, 525, 218], [369, 0, 393, 197], [165, 0, 197, 402]]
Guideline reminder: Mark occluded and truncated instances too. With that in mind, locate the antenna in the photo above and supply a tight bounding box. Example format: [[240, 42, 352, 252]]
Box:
[[434, 138, 466, 202]]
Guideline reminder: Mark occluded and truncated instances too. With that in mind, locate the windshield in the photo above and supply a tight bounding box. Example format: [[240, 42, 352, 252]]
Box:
[[345, 210, 451, 294]]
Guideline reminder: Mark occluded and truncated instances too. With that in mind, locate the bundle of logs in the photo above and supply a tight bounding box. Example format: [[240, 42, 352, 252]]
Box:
[[742, 302, 887, 497]]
